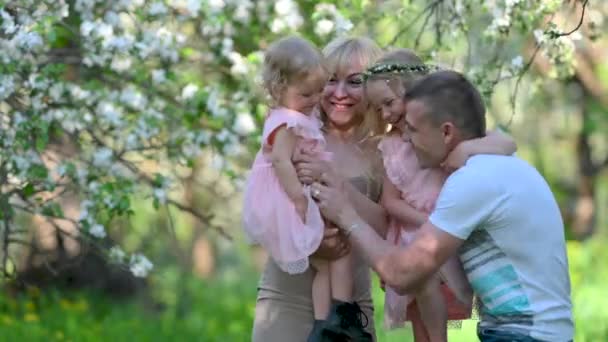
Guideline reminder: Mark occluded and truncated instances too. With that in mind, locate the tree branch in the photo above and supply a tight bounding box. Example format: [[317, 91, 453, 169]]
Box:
[[553, 0, 589, 38], [387, 0, 444, 47]]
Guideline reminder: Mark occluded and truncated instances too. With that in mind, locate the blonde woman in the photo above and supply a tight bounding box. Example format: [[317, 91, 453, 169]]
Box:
[[252, 36, 387, 341]]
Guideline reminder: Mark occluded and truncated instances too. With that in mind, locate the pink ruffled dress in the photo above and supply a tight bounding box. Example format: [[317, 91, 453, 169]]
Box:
[[379, 133, 473, 330], [242, 107, 329, 275]]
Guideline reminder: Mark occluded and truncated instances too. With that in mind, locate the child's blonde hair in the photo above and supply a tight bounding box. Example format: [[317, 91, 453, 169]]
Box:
[[262, 36, 323, 102], [364, 48, 430, 96]]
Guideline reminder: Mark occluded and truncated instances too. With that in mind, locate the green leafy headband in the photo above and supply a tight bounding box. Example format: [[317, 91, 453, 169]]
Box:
[[362, 63, 440, 81]]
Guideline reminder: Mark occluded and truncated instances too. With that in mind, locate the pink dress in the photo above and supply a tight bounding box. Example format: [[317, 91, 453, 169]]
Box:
[[379, 133, 473, 330], [242, 107, 329, 275]]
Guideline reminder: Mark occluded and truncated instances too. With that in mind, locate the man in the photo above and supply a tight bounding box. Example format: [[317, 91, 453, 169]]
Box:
[[312, 70, 573, 341]]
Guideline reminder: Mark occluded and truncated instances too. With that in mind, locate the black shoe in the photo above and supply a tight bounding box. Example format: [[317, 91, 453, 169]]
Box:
[[307, 320, 327, 342], [320, 328, 372, 342], [322, 301, 372, 341]]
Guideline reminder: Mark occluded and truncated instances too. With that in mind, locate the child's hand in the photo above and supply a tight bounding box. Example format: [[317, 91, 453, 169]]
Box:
[[442, 141, 472, 172], [293, 148, 331, 185]]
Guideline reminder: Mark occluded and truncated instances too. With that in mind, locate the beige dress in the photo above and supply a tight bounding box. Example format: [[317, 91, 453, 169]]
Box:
[[252, 139, 384, 342]]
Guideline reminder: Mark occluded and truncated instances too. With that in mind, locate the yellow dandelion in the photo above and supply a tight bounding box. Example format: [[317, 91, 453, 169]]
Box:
[[59, 299, 72, 310], [26, 286, 41, 298], [1, 314, 14, 325], [24, 313, 39, 322], [25, 301, 36, 312]]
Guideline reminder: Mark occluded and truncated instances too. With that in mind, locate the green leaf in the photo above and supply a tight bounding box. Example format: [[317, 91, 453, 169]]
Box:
[[41, 202, 64, 218], [28, 164, 49, 180], [22, 183, 36, 198]]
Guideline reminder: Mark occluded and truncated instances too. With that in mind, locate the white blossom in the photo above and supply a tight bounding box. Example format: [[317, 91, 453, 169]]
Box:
[[153, 188, 167, 204], [534, 29, 546, 44], [89, 224, 107, 238], [149, 2, 168, 16], [93, 148, 114, 168], [109, 246, 126, 262], [110, 56, 133, 72], [233, 113, 256, 135], [97, 101, 123, 126], [209, 0, 226, 11], [15, 31, 44, 51], [511, 55, 524, 70], [0, 9, 17, 34], [151, 69, 166, 84], [0, 75, 16, 101], [78, 200, 94, 222], [129, 253, 153, 277], [228, 52, 249, 75], [186, 0, 202, 16], [120, 86, 147, 110], [315, 19, 334, 36], [181, 83, 199, 100], [234, 1, 253, 23]]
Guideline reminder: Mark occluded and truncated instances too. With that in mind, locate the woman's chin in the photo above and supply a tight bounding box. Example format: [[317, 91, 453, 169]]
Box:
[[328, 112, 356, 128]]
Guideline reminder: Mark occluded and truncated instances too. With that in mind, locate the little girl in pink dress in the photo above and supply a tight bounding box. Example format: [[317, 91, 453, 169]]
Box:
[[242, 36, 368, 342], [364, 49, 517, 342]]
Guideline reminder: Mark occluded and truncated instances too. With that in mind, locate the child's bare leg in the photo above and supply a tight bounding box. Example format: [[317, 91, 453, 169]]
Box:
[[414, 274, 447, 342], [311, 258, 331, 320], [330, 250, 353, 302], [409, 303, 431, 342]]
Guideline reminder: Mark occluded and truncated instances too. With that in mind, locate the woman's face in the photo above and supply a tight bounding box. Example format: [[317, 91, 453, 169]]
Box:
[[365, 79, 407, 131], [321, 61, 368, 131]]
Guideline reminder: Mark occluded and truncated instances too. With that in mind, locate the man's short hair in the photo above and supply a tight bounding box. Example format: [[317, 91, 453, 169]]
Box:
[[404, 70, 486, 139]]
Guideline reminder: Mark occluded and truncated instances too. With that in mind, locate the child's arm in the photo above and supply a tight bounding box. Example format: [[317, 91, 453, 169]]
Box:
[[381, 175, 427, 231], [443, 129, 517, 170], [270, 127, 307, 220]]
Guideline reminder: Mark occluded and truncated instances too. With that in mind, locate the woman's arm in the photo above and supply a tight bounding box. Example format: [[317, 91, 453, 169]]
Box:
[[381, 176, 426, 231], [443, 129, 517, 170], [270, 128, 307, 219]]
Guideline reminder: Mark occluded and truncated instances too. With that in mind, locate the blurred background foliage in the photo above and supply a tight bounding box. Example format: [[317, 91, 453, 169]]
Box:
[[1, 0, 607, 341]]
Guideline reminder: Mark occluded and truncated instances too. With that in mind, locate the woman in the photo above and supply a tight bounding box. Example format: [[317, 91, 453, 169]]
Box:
[[251, 36, 388, 341]]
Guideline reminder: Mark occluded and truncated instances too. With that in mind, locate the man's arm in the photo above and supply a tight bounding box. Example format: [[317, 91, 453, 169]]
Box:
[[313, 166, 499, 294], [344, 181, 388, 235], [337, 209, 463, 294]]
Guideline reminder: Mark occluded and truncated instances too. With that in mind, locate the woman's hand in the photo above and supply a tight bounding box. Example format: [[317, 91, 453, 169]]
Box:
[[312, 226, 350, 260], [293, 148, 331, 185]]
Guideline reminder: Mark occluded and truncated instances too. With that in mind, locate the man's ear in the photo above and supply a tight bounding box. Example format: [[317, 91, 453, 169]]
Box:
[[441, 121, 457, 147]]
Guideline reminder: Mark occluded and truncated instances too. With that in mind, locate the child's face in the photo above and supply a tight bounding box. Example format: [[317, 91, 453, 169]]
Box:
[[366, 79, 407, 131], [280, 68, 327, 116]]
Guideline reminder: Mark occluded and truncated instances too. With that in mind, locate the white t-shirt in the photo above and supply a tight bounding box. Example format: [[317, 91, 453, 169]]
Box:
[[429, 155, 573, 341]]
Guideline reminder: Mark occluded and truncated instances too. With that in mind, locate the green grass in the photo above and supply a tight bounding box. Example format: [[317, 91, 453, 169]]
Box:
[[1, 240, 607, 341]]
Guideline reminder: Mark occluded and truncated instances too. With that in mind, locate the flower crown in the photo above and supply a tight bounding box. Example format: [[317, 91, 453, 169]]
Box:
[[362, 63, 440, 81]]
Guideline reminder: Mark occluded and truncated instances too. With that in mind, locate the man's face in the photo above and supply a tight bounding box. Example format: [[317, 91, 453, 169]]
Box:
[[403, 99, 455, 168]]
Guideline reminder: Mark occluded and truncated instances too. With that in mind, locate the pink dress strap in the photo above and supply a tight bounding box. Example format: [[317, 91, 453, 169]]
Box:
[[262, 107, 325, 148]]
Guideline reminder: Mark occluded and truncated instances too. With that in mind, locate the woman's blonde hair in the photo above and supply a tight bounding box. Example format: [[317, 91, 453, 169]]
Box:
[[262, 36, 323, 102], [320, 36, 385, 141]]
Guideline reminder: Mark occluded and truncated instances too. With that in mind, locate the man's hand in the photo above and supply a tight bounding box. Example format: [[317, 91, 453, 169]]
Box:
[[311, 173, 356, 228]]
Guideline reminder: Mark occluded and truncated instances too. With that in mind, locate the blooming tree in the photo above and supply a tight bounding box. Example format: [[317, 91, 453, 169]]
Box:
[[0, 0, 601, 278]]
